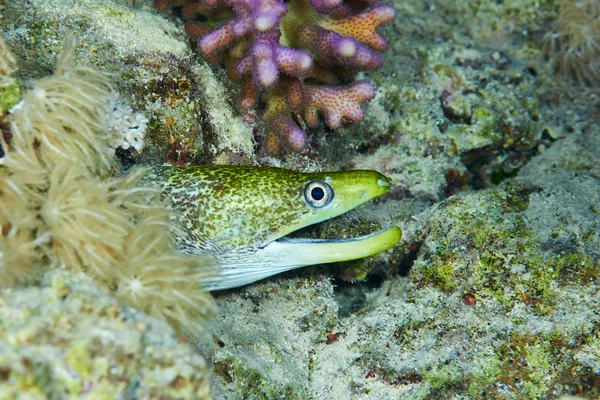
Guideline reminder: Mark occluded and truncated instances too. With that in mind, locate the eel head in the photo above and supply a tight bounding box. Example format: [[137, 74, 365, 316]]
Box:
[[146, 166, 401, 290]]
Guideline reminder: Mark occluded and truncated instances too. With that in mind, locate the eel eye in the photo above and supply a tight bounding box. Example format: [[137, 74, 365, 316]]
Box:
[[304, 180, 333, 208]]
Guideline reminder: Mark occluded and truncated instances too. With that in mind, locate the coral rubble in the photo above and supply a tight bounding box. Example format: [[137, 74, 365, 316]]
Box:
[[156, 0, 395, 154], [0, 271, 212, 399]]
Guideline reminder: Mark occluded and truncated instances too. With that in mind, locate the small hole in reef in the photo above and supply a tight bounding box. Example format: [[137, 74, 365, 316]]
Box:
[[115, 147, 137, 165], [526, 67, 537, 77], [333, 274, 384, 318]]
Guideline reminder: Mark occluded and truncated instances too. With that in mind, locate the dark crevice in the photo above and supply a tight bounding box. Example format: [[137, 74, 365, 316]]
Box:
[[396, 248, 419, 277], [333, 274, 385, 318]]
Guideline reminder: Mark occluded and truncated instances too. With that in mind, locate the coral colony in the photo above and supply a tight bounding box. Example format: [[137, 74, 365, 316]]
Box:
[[155, 0, 395, 154]]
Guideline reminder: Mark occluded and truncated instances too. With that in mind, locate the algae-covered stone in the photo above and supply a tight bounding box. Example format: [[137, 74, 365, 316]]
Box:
[[0, 0, 254, 165], [398, 172, 600, 398], [413, 175, 599, 305], [198, 169, 599, 399], [0, 271, 211, 399], [0, 80, 20, 116], [197, 277, 339, 399]]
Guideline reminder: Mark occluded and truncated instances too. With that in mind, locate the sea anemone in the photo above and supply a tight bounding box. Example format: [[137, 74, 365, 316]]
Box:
[[0, 170, 48, 286], [6, 40, 113, 174], [114, 219, 216, 334], [543, 0, 600, 86], [0, 36, 216, 335], [38, 164, 134, 279]]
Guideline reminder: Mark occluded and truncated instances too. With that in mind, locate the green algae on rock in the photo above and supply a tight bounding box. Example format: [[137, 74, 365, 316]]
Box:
[[196, 170, 600, 399], [403, 172, 600, 398], [0, 272, 211, 399], [0, 0, 255, 166], [414, 176, 599, 308]]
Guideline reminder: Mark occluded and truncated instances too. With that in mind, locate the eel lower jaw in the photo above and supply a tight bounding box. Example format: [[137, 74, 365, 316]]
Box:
[[274, 226, 402, 261], [204, 226, 402, 291]]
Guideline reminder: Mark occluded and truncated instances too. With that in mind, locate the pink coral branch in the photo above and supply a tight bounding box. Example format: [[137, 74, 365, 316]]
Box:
[[199, 19, 240, 56], [303, 81, 375, 129], [236, 38, 313, 90], [321, 5, 396, 52], [298, 26, 384, 70], [159, 0, 395, 154], [268, 113, 308, 152]]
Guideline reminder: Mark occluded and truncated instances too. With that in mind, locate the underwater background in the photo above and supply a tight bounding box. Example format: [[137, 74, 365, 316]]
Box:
[[0, 0, 599, 399]]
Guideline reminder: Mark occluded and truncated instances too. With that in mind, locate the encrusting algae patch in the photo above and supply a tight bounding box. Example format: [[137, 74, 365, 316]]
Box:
[[0, 271, 213, 399]]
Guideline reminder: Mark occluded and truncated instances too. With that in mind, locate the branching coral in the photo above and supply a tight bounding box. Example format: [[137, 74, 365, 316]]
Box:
[[0, 37, 216, 335], [155, 0, 395, 154], [543, 0, 600, 86]]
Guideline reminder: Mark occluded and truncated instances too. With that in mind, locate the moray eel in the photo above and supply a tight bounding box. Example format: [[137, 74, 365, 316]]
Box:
[[146, 166, 401, 291]]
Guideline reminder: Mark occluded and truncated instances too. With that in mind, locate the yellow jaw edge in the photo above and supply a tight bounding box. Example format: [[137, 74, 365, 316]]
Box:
[[204, 226, 402, 291]]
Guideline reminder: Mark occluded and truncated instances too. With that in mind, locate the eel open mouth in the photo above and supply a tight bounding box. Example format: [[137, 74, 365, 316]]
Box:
[[149, 165, 403, 291], [205, 226, 401, 291]]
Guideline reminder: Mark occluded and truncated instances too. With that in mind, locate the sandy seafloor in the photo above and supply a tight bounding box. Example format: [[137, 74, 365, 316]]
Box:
[[0, 0, 599, 399]]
